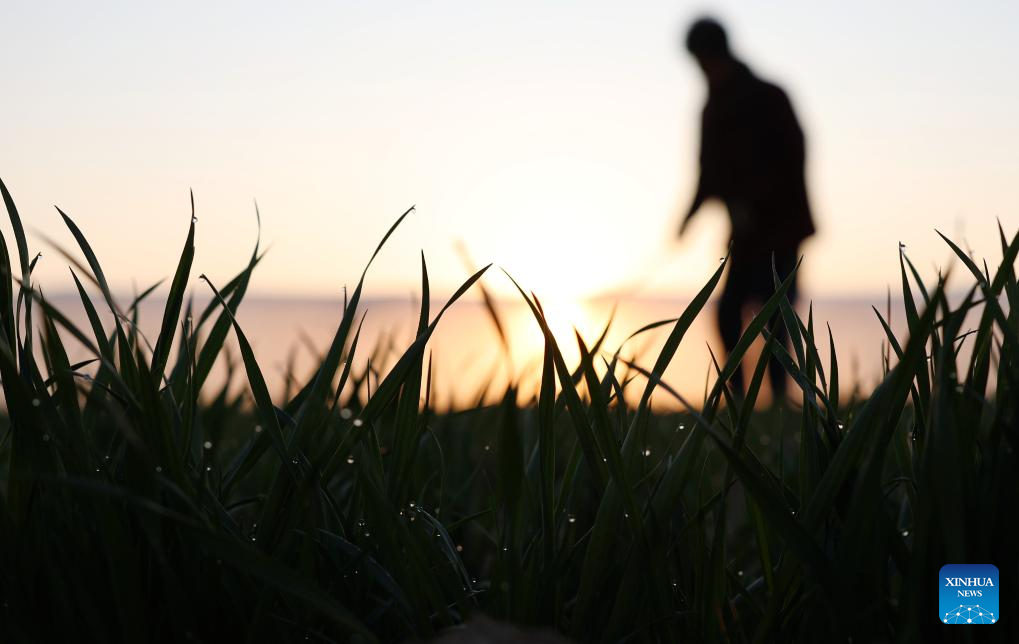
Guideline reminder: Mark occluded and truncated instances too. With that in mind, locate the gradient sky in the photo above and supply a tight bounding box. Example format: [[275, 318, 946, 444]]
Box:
[[3, 1, 1017, 302]]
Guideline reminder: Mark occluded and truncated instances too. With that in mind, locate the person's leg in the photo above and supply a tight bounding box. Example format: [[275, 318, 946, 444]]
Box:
[[765, 249, 799, 402], [718, 257, 748, 396]]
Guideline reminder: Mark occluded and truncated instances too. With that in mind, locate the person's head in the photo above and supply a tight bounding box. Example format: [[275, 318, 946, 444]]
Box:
[[685, 17, 735, 86]]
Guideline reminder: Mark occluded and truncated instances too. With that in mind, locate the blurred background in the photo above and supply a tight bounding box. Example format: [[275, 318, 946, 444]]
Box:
[[2, 1, 1017, 403]]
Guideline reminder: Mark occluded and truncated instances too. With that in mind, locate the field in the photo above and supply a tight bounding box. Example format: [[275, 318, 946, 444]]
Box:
[[0, 177, 1016, 643]]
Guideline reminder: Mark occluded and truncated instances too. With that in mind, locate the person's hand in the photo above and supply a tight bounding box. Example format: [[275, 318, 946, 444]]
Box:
[[676, 196, 701, 239], [677, 215, 691, 238]]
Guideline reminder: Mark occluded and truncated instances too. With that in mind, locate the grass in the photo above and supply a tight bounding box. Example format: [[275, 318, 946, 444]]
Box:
[[0, 176, 1016, 643]]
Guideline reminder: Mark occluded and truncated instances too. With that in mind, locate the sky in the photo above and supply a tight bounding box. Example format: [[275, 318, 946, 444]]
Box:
[[2, 1, 1018, 303]]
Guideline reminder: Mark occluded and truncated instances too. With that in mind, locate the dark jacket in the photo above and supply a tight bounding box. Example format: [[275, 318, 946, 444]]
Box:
[[691, 62, 815, 257]]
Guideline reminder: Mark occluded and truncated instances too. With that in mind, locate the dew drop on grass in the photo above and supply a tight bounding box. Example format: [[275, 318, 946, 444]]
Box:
[[353, 418, 364, 427], [455, 544, 463, 552], [155, 466, 162, 473], [203, 441, 212, 450], [567, 514, 576, 524], [31, 398, 41, 407], [253, 425, 263, 434], [291, 458, 299, 465], [340, 408, 353, 420], [901, 529, 910, 537], [205, 466, 212, 472], [483, 444, 490, 452], [346, 455, 355, 464], [643, 448, 651, 457]]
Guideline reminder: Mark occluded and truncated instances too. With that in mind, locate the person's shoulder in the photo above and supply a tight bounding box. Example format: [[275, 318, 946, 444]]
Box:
[[753, 77, 790, 103], [746, 78, 794, 117]]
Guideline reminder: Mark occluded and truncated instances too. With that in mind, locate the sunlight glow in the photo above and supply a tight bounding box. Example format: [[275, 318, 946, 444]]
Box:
[[500, 294, 602, 387], [445, 157, 660, 302]]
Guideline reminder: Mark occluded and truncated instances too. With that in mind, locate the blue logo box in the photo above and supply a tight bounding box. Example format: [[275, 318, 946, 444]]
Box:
[[939, 564, 999, 625]]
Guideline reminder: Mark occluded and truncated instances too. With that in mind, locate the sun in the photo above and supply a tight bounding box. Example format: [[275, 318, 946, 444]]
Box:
[[498, 288, 605, 385], [532, 296, 591, 347]]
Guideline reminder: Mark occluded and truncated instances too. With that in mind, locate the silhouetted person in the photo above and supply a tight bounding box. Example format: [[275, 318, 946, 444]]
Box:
[[677, 17, 815, 401]]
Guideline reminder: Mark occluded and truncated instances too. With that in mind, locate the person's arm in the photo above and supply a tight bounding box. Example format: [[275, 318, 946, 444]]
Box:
[[746, 85, 808, 247], [679, 108, 716, 237], [752, 86, 804, 197], [678, 182, 707, 237], [772, 87, 804, 171]]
